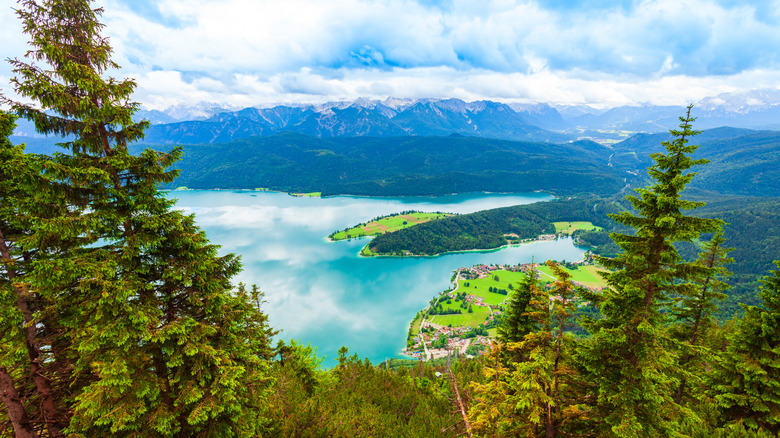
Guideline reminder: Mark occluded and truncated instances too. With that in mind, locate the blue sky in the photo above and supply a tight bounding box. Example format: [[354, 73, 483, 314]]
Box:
[[2, 0, 780, 109]]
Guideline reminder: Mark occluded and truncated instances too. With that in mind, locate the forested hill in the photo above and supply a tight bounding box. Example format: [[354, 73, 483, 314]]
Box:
[[135, 133, 627, 196], [376, 191, 778, 315], [367, 198, 620, 256], [610, 128, 780, 196], [20, 125, 780, 198]]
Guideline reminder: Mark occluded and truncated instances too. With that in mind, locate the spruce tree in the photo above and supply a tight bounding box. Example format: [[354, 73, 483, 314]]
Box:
[[709, 261, 780, 434], [0, 110, 53, 438], [1, 108, 80, 436], [577, 105, 720, 437], [1, 1, 276, 436], [506, 261, 582, 438], [497, 264, 538, 346], [470, 262, 584, 437], [671, 227, 732, 403]]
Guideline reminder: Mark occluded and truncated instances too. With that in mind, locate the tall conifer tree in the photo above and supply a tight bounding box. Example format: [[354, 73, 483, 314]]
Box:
[[1, 1, 275, 436], [470, 262, 584, 437], [709, 261, 780, 434], [497, 265, 538, 347], [577, 105, 720, 437], [671, 227, 732, 403]]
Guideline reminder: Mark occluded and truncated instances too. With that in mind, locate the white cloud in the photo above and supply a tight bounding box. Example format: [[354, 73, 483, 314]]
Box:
[[2, 0, 780, 108], [128, 65, 780, 110]]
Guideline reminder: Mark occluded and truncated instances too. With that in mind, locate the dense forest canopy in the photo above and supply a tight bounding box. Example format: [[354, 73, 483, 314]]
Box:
[[367, 198, 619, 256], [132, 133, 627, 197]]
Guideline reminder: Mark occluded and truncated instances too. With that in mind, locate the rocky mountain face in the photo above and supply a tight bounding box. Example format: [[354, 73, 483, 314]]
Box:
[[140, 98, 571, 144], [11, 91, 780, 149]]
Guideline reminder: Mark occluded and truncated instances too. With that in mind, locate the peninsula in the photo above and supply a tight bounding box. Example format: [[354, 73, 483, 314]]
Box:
[[403, 259, 608, 361], [328, 211, 454, 241]]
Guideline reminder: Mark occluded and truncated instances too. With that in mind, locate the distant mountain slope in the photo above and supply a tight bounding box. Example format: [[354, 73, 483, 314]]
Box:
[[611, 129, 780, 196], [562, 90, 780, 132], [141, 99, 570, 144], [136, 133, 625, 196]]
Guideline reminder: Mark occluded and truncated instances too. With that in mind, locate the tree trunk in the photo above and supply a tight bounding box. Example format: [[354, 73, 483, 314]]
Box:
[[0, 367, 36, 438], [0, 231, 63, 437]]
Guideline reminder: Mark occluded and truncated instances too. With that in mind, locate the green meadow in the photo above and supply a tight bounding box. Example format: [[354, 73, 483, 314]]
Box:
[[536, 264, 608, 289], [458, 269, 526, 305], [330, 212, 452, 240], [553, 221, 602, 235], [429, 306, 492, 328]]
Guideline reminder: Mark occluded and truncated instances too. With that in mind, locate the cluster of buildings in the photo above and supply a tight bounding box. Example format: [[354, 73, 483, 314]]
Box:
[[458, 262, 534, 280], [404, 259, 605, 361]]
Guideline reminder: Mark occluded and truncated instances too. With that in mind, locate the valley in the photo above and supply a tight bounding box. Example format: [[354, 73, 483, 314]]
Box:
[[5, 0, 780, 433], [167, 190, 582, 366]]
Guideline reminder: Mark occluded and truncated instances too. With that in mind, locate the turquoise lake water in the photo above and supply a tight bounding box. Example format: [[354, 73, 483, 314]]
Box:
[[168, 190, 587, 366]]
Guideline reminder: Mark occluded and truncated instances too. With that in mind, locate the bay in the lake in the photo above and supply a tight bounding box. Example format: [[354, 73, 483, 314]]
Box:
[[169, 190, 587, 366]]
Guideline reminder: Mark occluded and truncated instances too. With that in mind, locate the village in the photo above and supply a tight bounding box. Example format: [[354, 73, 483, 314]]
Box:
[[402, 255, 606, 361]]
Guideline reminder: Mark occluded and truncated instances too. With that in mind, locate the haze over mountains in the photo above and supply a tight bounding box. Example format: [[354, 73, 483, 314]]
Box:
[[134, 89, 780, 144], [10, 88, 780, 199], [11, 89, 780, 146]]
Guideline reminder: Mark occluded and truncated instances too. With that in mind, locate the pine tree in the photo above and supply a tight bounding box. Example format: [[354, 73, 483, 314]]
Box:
[[471, 265, 541, 437], [470, 261, 584, 438], [497, 264, 538, 347], [577, 105, 720, 437], [507, 261, 582, 438], [0, 110, 55, 438], [1, 1, 276, 436], [709, 261, 780, 434], [671, 227, 733, 403], [1, 108, 81, 436]]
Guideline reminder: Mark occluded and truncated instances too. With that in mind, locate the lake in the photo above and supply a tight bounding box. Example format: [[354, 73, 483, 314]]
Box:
[[169, 190, 587, 366]]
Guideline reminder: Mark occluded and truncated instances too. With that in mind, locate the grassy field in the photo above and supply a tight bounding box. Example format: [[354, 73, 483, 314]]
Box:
[[553, 221, 603, 235], [459, 269, 531, 304], [330, 212, 452, 240], [536, 264, 608, 289], [430, 306, 492, 328], [408, 313, 423, 338]]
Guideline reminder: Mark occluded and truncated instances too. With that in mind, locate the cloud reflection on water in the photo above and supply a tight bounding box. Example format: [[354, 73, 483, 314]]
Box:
[[170, 191, 581, 366]]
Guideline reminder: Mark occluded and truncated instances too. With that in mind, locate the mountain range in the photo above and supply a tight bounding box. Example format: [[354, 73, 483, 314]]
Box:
[[10, 89, 780, 148]]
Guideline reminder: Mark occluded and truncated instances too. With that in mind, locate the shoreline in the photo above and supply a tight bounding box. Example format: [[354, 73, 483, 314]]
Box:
[[163, 187, 555, 200], [359, 236, 583, 259]]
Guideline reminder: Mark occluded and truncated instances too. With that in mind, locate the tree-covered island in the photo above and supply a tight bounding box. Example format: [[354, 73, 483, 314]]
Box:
[[354, 200, 609, 256]]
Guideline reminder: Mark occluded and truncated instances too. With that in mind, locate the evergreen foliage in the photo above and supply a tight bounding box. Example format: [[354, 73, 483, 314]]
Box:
[[709, 261, 780, 434], [577, 105, 721, 437], [470, 261, 586, 437], [496, 266, 538, 347], [0, 1, 275, 436], [266, 345, 468, 437], [670, 228, 733, 403]]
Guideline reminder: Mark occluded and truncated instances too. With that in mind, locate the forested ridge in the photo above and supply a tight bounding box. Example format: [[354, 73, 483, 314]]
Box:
[[2, 1, 780, 438], [120, 123, 780, 199], [367, 198, 620, 256], [132, 133, 626, 197]]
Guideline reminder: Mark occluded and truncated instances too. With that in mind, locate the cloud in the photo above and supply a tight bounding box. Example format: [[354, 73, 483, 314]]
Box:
[[2, 0, 780, 108]]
